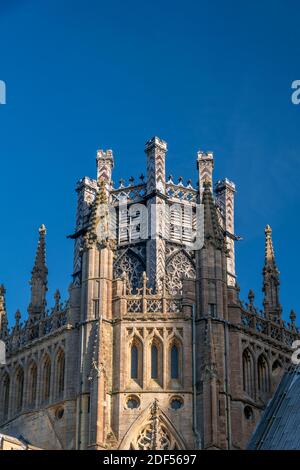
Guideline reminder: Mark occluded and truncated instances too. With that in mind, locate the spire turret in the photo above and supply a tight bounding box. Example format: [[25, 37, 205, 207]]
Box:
[[262, 225, 281, 319], [28, 224, 48, 320]]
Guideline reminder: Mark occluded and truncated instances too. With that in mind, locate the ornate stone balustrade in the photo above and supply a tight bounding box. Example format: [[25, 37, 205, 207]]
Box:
[[240, 307, 299, 347], [125, 295, 182, 315], [165, 179, 198, 204], [111, 183, 147, 205], [113, 274, 186, 318], [3, 301, 69, 358]]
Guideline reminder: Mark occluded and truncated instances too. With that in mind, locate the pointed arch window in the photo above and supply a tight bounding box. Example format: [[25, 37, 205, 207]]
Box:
[[15, 366, 24, 412], [151, 345, 158, 379], [131, 345, 138, 379], [56, 349, 65, 398], [171, 345, 179, 379], [42, 355, 51, 402], [242, 349, 254, 397], [130, 337, 143, 384], [258, 355, 270, 394], [28, 362, 37, 407], [1, 373, 10, 421]]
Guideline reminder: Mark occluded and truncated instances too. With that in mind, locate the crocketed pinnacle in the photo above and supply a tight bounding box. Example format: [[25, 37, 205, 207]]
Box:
[[32, 224, 48, 279], [202, 178, 224, 249], [28, 225, 48, 319], [86, 179, 115, 249], [264, 225, 278, 272], [262, 225, 281, 318], [88, 179, 108, 236]]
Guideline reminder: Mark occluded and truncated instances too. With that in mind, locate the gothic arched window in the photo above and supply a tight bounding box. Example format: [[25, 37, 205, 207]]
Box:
[[1, 373, 10, 421], [258, 355, 270, 394], [171, 345, 179, 379], [15, 366, 24, 413], [28, 362, 37, 407], [151, 345, 158, 379], [242, 349, 254, 397], [42, 355, 51, 402], [130, 338, 143, 384], [131, 345, 138, 379], [55, 349, 65, 398]]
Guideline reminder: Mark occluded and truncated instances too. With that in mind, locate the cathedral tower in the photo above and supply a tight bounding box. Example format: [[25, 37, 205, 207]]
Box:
[[0, 138, 298, 450]]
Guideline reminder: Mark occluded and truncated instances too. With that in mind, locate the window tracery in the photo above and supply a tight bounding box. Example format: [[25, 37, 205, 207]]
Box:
[[114, 250, 145, 293], [129, 401, 181, 450], [166, 251, 195, 295]]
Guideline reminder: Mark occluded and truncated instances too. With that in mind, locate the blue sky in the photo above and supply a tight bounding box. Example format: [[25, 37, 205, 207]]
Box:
[[0, 0, 300, 325]]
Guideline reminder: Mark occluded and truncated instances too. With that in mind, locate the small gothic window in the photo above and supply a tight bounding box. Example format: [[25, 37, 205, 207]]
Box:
[[131, 345, 138, 379], [171, 345, 179, 379], [258, 355, 270, 393], [28, 363, 37, 407], [209, 304, 217, 317], [15, 367, 24, 412], [2, 373, 10, 421], [42, 355, 51, 402], [56, 350, 65, 398], [151, 345, 158, 379], [242, 349, 254, 397], [244, 405, 254, 420]]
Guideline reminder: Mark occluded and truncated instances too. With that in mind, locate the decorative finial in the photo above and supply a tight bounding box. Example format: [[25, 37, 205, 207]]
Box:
[[15, 309, 21, 326], [265, 224, 272, 235], [39, 224, 46, 236], [28, 224, 48, 320], [290, 309, 296, 325], [248, 289, 255, 309], [54, 289, 61, 307]]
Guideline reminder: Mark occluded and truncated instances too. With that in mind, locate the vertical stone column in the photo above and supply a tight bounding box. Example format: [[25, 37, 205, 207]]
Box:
[[77, 159, 115, 449], [215, 179, 236, 287], [145, 136, 167, 290], [197, 150, 214, 201], [195, 181, 231, 449]]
